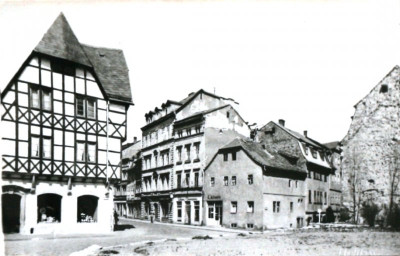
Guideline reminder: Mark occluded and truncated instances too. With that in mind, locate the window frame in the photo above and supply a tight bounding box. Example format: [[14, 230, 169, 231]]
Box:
[[247, 201, 254, 213], [230, 201, 237, 214]]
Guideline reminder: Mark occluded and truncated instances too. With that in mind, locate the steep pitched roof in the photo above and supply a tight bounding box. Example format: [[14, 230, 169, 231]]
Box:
[[82, 44, 132, 104], [220, 138, 306, 174], [34, 13, 91, 67], [33, 13, 132, 104]]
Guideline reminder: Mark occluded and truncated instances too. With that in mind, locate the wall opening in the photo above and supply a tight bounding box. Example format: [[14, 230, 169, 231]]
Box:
[[37, 193, 62, 223], [380, 84, 388, 93], [2, 194, 21, 233], [77, 195, 98, 223]]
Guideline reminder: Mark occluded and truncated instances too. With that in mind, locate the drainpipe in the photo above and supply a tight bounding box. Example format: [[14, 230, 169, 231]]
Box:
[[106, 100, 110, 192]]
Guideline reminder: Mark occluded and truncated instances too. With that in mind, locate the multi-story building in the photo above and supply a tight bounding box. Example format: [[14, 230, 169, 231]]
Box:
[[254, 120, 336, 222], [203, 138, 307, 230], [115, 138, 142, 218], [1, 13, 132, 234], [140, 89, 250, 225]]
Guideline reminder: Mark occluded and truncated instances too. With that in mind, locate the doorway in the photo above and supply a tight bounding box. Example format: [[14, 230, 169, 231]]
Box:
[[2, 194, 21, 233], [184, 201, 191, 225], [207, 201, 222, 226]]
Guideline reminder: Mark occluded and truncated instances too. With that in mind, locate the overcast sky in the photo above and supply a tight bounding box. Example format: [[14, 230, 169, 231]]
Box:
[[1, 0, 400, 144]]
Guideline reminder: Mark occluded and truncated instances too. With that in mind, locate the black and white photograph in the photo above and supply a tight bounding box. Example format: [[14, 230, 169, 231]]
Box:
[[0, 0, 400, 255]]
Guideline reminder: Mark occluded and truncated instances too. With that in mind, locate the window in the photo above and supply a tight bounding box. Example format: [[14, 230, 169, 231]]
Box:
[[247, 223, 254, 229], [51, 59, 75, 76], [195, 126, 201, 133], [31, 136, 52, 158], [178, 130, 183, 138], [208, 204, 214, 218], [295, 180, 298, 188], [224, 176, 229, 186], [37, 194, 61, 223], [231, 223, 237, 228], [176, 146, 182, 163], [184, 171, 190, 187], [177, 201, 182, 221], [314, 191, 317, 204], [248, 174, 253, 185], [185, 145, 191, 162], [77, 195, 98, 223], [223, 153, 228, 161], [30, 86, 52, 111], [30, 87, 40, 108], [76, 97, 85, 117], [247, 201, 254, 213], [186, 128, 192, 136], [194, 143, 200, 160], [194, 201, 200, 222], [324, 192, 327, 205], [290, 202, 293, 212], [76, 142, 96, 162], [176, 172, 182, 188], [324, 174, 327, 182], [194, 171, 199, 187], [308, 171, 312, 179], [210, 177, 215, 187], [42, 90, 52, 111], [231, 176, 236, 186], [380, 84, 388, 93], [273, 201, 280, 213], [76, 97, 96, 118], [232, 152, 236, 161], [309, 190, 312, 204], [288, 180, 291, 187], [87, 99, 96, 119], [230, 201, 237, 213], [226, 111, 230, 118]]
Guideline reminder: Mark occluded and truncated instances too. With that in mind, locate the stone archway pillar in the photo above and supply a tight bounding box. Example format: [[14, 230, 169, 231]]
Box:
[[21, 193, 37, 234]]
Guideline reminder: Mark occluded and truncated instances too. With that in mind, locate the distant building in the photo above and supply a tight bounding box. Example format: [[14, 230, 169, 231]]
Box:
[[341, 66, 400, 219], [114, 137, 141, 218], [324, 141, 343, 218], [203, 138, 306, 230], [254, 120, 336, 222], [1, 14, 132, 234], [140, 89, 250, 225]]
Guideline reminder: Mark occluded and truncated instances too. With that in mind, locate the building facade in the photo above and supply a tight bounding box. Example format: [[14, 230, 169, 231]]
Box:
[[254, 120, 337, 222], [140, 89, 250, 225], [203, 138, 307, 230], [1, 14, 132, 234]]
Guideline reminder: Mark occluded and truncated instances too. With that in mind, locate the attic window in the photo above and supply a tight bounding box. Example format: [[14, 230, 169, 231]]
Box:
[[380, 84, 388, 93], [51, 59, 75, 76], [227, 112, 230, 118]]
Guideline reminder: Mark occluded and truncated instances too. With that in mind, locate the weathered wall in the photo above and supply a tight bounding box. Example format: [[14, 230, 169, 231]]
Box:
[[341, 66, 400, 211]]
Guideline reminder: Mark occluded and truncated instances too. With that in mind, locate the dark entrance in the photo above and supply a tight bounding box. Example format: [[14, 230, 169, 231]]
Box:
[[185, 201, 191, 224], [2, 194, 21, 233], [37, 194, 62, 223]]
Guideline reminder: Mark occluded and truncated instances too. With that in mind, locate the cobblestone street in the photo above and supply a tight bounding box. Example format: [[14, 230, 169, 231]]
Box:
[[4, 219, 232, 256]]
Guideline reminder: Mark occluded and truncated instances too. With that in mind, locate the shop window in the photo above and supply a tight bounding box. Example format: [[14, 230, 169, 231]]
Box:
[[38, 193, 62, 223], [177, 201, 182, 222], [77, 195, 98, 223], [247, 201, 254, 213]]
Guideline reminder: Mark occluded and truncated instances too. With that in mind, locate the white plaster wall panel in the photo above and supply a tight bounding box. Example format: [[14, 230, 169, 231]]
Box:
[[75, 78, 85, 94], [76, 118, 86, 132], [64, 92, 74, 103], [54, 101, 63, 114], [65, 147, 74, 161], [65, 132, 75, 147], [76, 133, 85, 141], [88, 135, 96, 142], [31, 159, 39, 174], [19, 66, 39, 84], [54, 146, 63, 160], [2, 140, 15, 156], [10, 84, 15, 90], [41, 58, 51, 69], [43, 127, 51, 136], [30, 56, 39, 66], [98, 151, 107, 164], [2, 157, 15, 172], [18, 123, 28, 140], [109, 112, 125, 124], [18, 141, 28, 157], [108, 152, 120, 165], [41, 69, 51, 87], [98, 136, 107, 150], [76, 68, 85, 78], [98, 110, 106, 121], [31, 110, 40, 125], [53, 72, 63, 90], [53, 90, 62, 101], [86, 80, 103, 98], [64, 75, 74, 92], [31, 125, 40, 135], [43, 113, 52, 127], [42, 160, 52, 175], [109, 103, 125, 113], [18, 107, 28, 122], [87, 120, 96, 134], [65, 103, 74, 116], [119, 126, 126, 138], [65, 117, 74, 130], [86, 71, 95, 80], [2, 121, 15, 139], [98, 100, 106, 109], [3, 91, 15, 104], [109, 138, 121, 152], [54, 130, 63, 145], [18, 82, 28, 93]]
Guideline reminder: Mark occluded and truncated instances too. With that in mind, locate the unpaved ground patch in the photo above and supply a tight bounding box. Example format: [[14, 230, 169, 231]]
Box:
[[97, 231, 400, 256]]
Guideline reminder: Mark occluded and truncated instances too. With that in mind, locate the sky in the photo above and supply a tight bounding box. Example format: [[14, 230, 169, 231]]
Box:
[[1, 0, 399, 144]]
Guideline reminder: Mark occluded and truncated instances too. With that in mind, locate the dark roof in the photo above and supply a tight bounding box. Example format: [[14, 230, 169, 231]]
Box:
[[33, 13, 132, 104], [268, 121, 328, 150], [220, 138, 306, 174], [82, 44, 132, 103], [323, 141, 340, 149], [122, 140, 141, 160], [174, 105, 230, 126]]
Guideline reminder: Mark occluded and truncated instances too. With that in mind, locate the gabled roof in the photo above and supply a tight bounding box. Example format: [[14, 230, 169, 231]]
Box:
[[265, 121, 328, 150], [34, 13, 91, 67], [220, 138, 306, 174], [174, 104, 230, 126], [32, 13, 132, 104]]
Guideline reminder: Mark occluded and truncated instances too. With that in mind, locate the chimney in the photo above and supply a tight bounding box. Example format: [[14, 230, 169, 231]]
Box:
[[278, 119, 285, 127], [303, 130, 308, 137], [133, 136, 137, 143]]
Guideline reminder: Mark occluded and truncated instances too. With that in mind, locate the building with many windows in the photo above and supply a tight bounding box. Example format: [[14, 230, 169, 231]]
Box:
[[253, 120, 337, 223], [1, 13, 132, 234], [203, 138, 307, 230], [140, 89, 250, 225]]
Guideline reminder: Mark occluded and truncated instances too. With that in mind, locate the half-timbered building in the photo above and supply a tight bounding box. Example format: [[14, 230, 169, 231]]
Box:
[[1, 13, 132, 234]]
